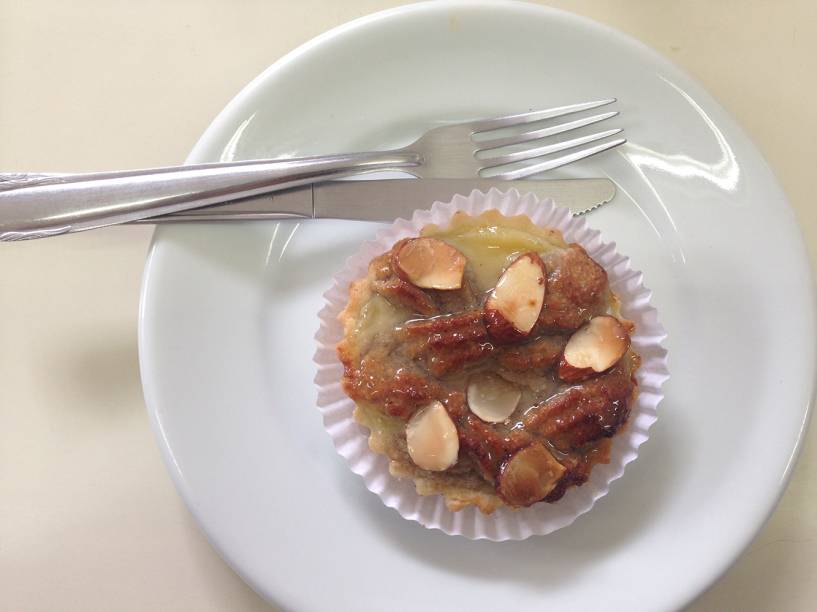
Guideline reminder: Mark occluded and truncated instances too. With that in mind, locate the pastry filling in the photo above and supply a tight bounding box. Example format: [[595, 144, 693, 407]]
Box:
[[338, 211, 640, 511]]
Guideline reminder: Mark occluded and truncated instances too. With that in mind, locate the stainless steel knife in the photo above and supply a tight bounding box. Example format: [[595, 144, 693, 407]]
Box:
[[144, 178, 616, 224]]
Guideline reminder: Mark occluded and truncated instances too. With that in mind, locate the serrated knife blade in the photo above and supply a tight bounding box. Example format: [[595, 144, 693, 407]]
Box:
[[147, 178, 616, 223]]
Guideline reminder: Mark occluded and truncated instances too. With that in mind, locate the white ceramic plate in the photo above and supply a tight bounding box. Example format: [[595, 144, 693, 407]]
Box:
[[139, 2, 816, 611]]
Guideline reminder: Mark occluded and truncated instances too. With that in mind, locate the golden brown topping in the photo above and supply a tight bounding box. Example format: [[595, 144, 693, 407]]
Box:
[[369, 252, 394, 281], [466, 373, 521, 423], [401, 311, 494, 376], [433, 281, 479, 313], [342, 350, 442, 419], [497, 443, 566, 507], [393, 237, 467, 290], [372, 278, 438, 316], [543, 439, 612, 503], [424, 341, 494, 378], [403, 310, 488, 344], [441, 391, 469, 420], [406, 401, 460, 471], [558, 315, 630, 382], [524, 365, 635, 452], [497, 335, 568, 372], [537, 245, 609, 332], [457, 414, 531, 484], [483, 252, 547, 343]]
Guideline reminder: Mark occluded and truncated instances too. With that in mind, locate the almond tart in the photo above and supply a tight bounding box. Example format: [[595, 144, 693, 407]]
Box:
[[337, 210, 640, 513]]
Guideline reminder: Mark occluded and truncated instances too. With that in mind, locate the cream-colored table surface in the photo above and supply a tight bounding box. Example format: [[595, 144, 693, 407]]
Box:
[[1, 1, 815, 610]]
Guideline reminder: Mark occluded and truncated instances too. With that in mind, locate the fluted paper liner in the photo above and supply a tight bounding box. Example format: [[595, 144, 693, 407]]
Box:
[[314, 189, 668, 540]]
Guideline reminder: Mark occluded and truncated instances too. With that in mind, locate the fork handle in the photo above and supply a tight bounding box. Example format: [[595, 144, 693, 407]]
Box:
[[0, 151, 421, 241]]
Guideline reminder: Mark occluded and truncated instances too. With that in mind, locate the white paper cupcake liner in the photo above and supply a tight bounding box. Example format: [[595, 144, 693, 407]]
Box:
[[314, 188, 668, 540]]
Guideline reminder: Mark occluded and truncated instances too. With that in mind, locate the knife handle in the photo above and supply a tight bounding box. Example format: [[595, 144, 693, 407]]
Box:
[[0, 151, 421, 241]]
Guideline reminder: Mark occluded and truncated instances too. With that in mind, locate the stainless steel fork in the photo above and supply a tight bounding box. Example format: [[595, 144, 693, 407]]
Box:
[[0, 99, 624, 241]]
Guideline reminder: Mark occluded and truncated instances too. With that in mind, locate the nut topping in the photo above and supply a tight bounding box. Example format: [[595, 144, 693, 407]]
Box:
[[483, 252, 547, 343], [497, 443, 566, 507], [558, 315, 630, 382], [393, 237, 466, 290], [466, 373, 521, 423], [406, 400, 459, 471]]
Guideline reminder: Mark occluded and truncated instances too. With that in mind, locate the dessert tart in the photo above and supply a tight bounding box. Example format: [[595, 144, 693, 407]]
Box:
[[337, 210, 641, 513]]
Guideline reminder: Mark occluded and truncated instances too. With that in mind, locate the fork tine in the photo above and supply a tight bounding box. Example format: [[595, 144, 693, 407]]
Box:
[[475, 111, 618, 150], [490, 138, 627, 180], [467, 99, 616, 133], [479, 128, 623, 169]]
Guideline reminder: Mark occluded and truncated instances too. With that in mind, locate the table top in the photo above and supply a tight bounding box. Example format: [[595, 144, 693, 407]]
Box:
[[1, 1, 815, 610]]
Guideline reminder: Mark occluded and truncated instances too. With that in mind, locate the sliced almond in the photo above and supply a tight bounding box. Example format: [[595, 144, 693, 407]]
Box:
[[497, 443, 565, 507], [466, 373, 521, 423], [483, 252, 546, 343], [558, 315, 630, 382], [393, 237, 466, 290], [406, 400, 459, 471]]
